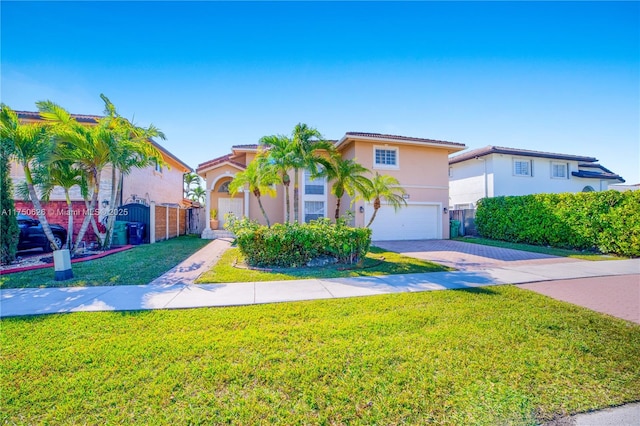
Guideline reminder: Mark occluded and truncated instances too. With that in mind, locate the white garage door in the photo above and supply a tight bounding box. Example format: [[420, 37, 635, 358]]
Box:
[[365, 203, 440, 241]]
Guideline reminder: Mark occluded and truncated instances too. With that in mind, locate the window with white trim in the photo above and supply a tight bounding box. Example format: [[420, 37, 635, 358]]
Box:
[[304, 201, 325, 223], [304, 169, 324, 195], [154, 161, 163, 173], [551, 162, 567, 179], [374, 147, 398, 168], [513, 159, 531, 177]]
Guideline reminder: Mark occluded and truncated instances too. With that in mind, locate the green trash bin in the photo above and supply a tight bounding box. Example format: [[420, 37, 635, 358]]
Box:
[[112, 221, 129, 246], [450, 220, 460, 238]]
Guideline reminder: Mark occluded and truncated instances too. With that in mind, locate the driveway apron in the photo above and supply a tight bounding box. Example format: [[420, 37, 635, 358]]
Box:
[[374, 239, 582, 270]]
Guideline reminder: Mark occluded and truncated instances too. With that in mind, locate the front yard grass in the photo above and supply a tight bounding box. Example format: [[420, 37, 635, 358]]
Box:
[[195, 246, 450, 283], [455, 236, 621, 261], [2, 287, 639, 425], [0, 235, 211, 289]]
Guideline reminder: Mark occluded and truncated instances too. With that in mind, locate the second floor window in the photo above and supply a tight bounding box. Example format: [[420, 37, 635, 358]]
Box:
[[514, 159, 531, 176], [304, 169, 324, 195], [374, 148, 398, 168], [552, 163, 567, 179]]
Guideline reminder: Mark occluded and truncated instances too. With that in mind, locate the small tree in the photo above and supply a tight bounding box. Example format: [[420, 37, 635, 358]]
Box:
[[322, 154, 371, 220], [229, 154, 280, 227], [38, 159, 88, 249], [259, 135, 295, 223], [188, 185, 205, 203], [290, 123, 334, 223], [362, 172, 407, 228], [184, 172, 200, 198]]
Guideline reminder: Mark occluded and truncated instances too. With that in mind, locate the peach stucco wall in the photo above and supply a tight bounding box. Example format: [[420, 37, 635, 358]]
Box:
[[340, 140, 451, 236]]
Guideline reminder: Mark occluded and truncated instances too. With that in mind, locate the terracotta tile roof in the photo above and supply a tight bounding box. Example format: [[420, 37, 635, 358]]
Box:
[[232, 144, 259, 150], [196, 154, 246, 174], [17, 110, 101, 123], [449, 145, 598, 165], [16, 110, 192, 172], [344, 132, 465, 147]]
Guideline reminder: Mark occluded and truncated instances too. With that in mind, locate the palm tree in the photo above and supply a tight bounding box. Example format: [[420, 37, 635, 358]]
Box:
[[362, 172, 407, 228], [188, 186, 206, 203], [39, 159, 88, 249], [97, 95, 165, 249], [229, 155, 280, 227], [259, 134, 295, 223], [290, 123, 334, 222], [38, 96, 165, 251], [37, 100, 114, 252], [184, 172, 200, 198], [0, 104, 61, 251], [322, 154, 372, 220]]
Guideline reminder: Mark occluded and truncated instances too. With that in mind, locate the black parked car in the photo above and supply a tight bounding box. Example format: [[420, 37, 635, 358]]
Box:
[[17, 214, 67, 252]]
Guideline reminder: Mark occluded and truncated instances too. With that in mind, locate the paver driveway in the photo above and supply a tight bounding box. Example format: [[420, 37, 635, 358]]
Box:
[[374, 239, 581, 270]]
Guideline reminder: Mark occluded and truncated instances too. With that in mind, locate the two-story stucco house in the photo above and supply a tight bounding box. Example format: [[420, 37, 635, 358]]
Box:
[[197, 132, 466, 241], [448, 146, 625, 209]]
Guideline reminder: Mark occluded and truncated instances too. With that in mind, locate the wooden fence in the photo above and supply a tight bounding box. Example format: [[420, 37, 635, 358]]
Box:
[[151, 203, 187, 243]]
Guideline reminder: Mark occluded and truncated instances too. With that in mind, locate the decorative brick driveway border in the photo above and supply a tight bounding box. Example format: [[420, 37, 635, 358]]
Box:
[[518, 275, 640, 324], [374, 239, 581, 270]]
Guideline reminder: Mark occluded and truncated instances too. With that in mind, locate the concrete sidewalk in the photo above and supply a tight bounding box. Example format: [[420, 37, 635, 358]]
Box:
[[1, 238, 638, 318]]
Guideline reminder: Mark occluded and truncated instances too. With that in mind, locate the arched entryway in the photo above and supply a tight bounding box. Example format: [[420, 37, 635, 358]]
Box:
[[209, 175, 243, 229]]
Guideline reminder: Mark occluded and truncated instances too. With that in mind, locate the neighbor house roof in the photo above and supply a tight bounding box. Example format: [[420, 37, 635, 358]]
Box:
[[196, 154, 246, 174], [16, 110, 193, 172], [336, 132, 466, 152], [449, 145, 598, 165], [572, 163, 625, 182]]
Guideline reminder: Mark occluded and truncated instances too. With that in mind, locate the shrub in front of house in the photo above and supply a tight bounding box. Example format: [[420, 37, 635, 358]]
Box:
[[475, 190, 640, 257], [225, 216, 372, 267]]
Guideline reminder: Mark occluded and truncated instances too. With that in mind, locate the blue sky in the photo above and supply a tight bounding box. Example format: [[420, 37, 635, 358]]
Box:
[[2, 1, 639, 183]]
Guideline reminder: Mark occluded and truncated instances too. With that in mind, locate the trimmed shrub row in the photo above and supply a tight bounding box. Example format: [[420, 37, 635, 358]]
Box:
[[475, 190, 640, 257], [225, 216, 372, 267]]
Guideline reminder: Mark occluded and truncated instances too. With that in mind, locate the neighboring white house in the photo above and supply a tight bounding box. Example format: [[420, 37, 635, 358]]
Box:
[[448, 146, 625, 209], [610, 183, 640, 192]]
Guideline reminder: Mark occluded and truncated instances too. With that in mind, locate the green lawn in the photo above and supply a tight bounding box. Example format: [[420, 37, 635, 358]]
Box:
[[0, 235, 211, 289], [2, 287, 639, 425], [455, 237, 621, 261], [195, 246, 450, 283]]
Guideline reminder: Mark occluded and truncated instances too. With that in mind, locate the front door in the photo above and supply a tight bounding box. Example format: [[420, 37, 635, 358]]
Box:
[[218, 198, 243, 229]]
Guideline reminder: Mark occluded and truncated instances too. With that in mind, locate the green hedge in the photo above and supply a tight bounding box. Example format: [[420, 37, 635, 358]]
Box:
[[225, 216, 372, 267], [475, 190, 640, 257]]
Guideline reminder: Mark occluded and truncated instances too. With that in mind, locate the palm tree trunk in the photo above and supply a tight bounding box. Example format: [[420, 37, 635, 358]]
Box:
[[365, 198, 381, 228], [284, 181, 291, 223], [74, 171, 101, 254], [293, 168, 299, 223], [257, 196, 271, 228], [24, 167, 59, 250], [104, 168, 122, 249], [335, 197, 342, 220], [26, 183, 59, 251], [365, 208, 379, 228], [65, 190, 73, 249]]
